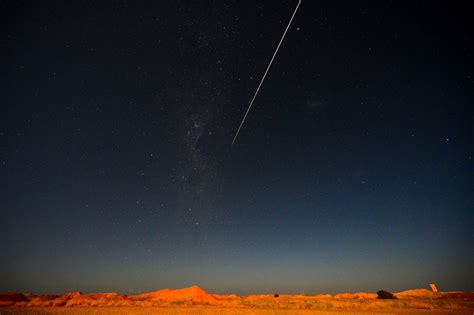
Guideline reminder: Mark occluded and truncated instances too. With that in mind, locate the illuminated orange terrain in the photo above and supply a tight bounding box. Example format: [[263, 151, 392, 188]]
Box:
[[1, 285, 473, 314]]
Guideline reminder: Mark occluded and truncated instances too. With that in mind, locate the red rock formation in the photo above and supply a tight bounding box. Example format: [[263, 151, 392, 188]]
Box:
[[132, 285, 217, 303]]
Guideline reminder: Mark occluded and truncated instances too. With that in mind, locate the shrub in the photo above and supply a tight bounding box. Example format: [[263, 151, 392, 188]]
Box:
[[377, 290, 397, 299]]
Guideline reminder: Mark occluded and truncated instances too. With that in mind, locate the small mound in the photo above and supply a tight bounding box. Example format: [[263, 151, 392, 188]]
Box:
[[133, 285, 217, 303], [88, 292, 120, 299], [314, 294, 333, 299], [335, 292, 377, 299], [396, 289, 435, 298], [0, 292, 28, 302], [63, 291, 83, 298], [221, 294, 239, 299]]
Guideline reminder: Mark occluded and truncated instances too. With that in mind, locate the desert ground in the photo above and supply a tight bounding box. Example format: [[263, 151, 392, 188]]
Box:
[[1, 308, 473, 315], [1, 286, 473, 314]]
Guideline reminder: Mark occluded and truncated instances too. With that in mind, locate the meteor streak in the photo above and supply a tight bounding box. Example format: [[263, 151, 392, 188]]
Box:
[[231, 0, 302, 146]]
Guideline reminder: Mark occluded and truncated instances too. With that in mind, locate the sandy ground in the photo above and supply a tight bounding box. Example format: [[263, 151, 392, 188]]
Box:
[[1, 308, 473, 315], [1, 287, 473, 314]]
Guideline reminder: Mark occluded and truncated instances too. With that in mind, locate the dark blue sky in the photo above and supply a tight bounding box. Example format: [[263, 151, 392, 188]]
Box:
[[3, 0, 473, 295]]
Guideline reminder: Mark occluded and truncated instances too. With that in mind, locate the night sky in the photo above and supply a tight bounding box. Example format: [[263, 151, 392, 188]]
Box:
[[3, 1, 473, 295]]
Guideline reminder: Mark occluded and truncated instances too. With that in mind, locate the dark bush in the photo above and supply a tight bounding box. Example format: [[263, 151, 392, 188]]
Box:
[[274, 294, 279, 298], [0, 292, 28, 302], [377, 290, 397, 299]]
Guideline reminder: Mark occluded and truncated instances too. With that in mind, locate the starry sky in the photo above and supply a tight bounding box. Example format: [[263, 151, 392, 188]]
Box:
[[3, 1, 473, 295]]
